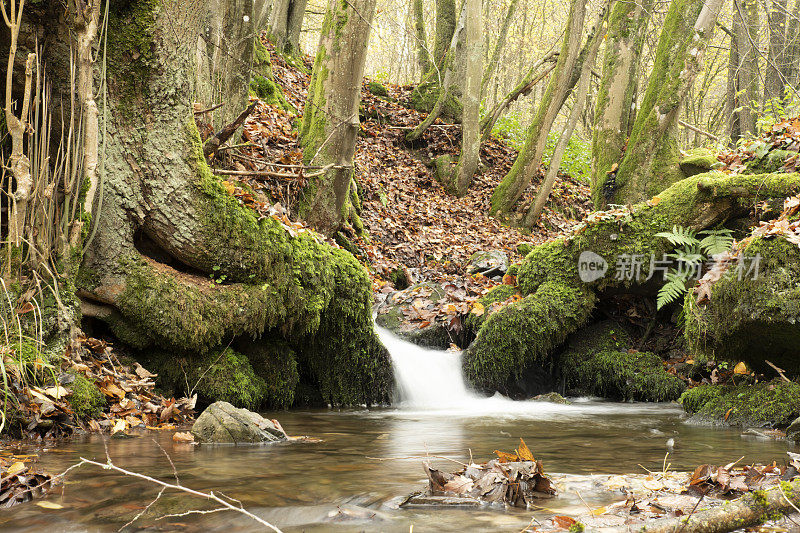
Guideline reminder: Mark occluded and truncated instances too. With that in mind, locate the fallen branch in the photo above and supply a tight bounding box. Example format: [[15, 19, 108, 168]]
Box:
[[605, 478, 800, 533], [765, 360, 791, 383], [679, 119, 720, 142], [203, 102, 258, 159], [212, 164, 334, 179], [70, 455, 284, 532]]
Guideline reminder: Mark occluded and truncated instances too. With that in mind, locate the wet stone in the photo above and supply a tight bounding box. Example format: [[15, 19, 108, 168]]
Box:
[[191, 401, 287, 444]]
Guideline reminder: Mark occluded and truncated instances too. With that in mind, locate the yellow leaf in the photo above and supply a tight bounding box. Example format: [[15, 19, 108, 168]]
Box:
[[36, 501, 64, 510], [494, 450, 519, 463], [733, 361, 748, 375], [221, 181, 236, 195], [591, 506, 608, 516], [470, 302, 485, 316], [111, 419, 127, 435], [44, 386, 69, 400], [5, 461, 26, 476], [516, 438, 535, 462]]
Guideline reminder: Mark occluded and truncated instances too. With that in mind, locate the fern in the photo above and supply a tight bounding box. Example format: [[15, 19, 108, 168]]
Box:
[[657, 272, 688, 310], [698, 229, 734, 256], [654, 225, 699, 248]]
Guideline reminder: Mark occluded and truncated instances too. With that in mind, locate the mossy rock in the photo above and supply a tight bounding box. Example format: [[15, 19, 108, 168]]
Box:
[[236, 339, 300, 409], [68, 374, 107, 419], [680, 148, 719, 176], [685, 237, 800, 376], [366, 81, 389, 97], [464, 284, 519, 334], [560, 321, 685, 402], [745, 150, 795, 174], [375, 282, 452, 349], [146, 347, 269, 410], [680, 381, 800, 427]]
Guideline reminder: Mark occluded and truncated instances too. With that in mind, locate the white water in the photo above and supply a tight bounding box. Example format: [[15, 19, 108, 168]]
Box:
[[376, 326, 671, 419]]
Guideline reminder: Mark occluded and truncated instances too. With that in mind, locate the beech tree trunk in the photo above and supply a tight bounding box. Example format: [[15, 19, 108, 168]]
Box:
[[412, 0, 432, 77], [432, 0, 456, 75], [733, 0, 760, 136], [785, 0, 800, 87], [268, 0, 308, 55], [610, 0, 725, 205], [481, 0, 519, 96], [441, 0, 482, 196], [489, 0, 588, 220], [765, 0, 788, 104], [590, 0, 652, 209], [33, 0, 391, 407], [298, 0, 377, 234]]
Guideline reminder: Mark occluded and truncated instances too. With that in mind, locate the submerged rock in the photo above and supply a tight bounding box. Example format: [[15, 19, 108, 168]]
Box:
[[191, 401, 287, 444], [680, 381, 800, 428], [533, 392, 570, 404]]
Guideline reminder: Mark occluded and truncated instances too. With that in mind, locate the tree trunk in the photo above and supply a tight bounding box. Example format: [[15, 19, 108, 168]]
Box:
[[526, 2, 608, 227], [60, 0, 391, 408], [489, 0, 588, 219], [765, 0, 788, 104], [610, 0, 725, 205], [732, 0, 759, 136], [481, 0, 519, 96], [726, 16, 742, 144], [590, 0, 652, 209], [785, 0, 800, 87], [268, 0, 308, 55], [298, 0, 377, 235], [432, 0, 456, 74], [254, 0, 272, 30], [412, 0, 432, 77], [441, 0, 482, 196]]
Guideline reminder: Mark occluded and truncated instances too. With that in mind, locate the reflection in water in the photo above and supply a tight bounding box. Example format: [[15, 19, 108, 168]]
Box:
[[0, 331, 795, 531]]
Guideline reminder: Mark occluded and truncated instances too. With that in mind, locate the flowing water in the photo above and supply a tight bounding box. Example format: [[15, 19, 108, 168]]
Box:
[[0, 329, 795, 532]]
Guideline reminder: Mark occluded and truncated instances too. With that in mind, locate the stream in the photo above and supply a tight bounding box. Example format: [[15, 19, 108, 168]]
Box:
[[0, 329, 795, 532]]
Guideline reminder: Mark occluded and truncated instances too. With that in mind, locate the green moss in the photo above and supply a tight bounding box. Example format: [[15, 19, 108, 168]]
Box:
[[367, 81, 389, 97], [465, 284, 520, 333], [463, 282, 595, 392], [410, 82, 462, 119], [68, 373, 106, 419], [679, 148, 719, 176], [745, 150, 794, 174], [684, 237, 800, 374], [680, 381, 800, 427], [240, 339, 300, 409], [251, 39, 296, 114]]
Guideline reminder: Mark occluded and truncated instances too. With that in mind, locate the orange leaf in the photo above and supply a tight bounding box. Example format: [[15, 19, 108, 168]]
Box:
[[517, 438, 535, 462], [733, 361, 748, 375], [494, 450, 519, 463], [553, 515, 577, 529]]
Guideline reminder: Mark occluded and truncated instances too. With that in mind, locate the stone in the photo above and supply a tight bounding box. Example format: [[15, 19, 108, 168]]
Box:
[[375, 282, 453, 349], [679, 147, 719, 176], [467, 250, 509, 278], [533, 392, 570, 404], [788, 417, 800, 443], [191, 401, 287, 444]]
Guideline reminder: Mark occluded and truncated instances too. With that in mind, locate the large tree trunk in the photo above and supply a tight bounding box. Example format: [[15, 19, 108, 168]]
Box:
[[481, 0, 519, 97], [489, 0, 588, 220], [298, 0, 377, 235], [439, 0, 482, 196], [610, 0, 725, 205], [785, 0, 800, 88], [590, 0, 652, 209], [733, 0, 760, 136], [61, 0, 391, 408], [412, 0, 432, 77], [432, 0, 456, 75], [726, 16, 742, 144], [268, 0, 308, 55], [765, 0, 788, 104]]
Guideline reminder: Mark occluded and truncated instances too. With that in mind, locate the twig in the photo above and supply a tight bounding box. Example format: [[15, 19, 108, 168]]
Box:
[[118, 487, 165, 531], [75, 456, 283, 532], [203, 102, 258, 159], [765, 360, 791, 383], [194, 102, 225, 115], [212, 164, 334, 179], [575, 490, 594, 513], [366, 455, 472, 468], [678, 119, 719, 142]]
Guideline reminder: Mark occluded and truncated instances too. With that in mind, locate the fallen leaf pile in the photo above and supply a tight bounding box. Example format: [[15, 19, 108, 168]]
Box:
[[688, 453, 799, 496], [0, 453, 53, 509], [717, 116, 800, 173], [402, 439, 555, 509], [2, 334, 195, 440], [206, 34, 591, 344]]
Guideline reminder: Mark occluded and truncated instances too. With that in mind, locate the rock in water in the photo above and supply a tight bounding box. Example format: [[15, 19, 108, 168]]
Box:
[[788, 417, 800, 443], [191, 401, 287, 444]]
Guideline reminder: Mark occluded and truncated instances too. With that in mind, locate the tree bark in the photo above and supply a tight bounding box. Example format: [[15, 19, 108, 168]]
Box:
[[610, 0, 725, 205], [733, 0, 759, 136], [526, 2, 608, 227], [298, 0, 377, 234], [268, 0, 308, 55], [765, 0, 788, 104], [441, 0, 482, 196], [590, 0, 652, 209], [489, 0, 588, 219], [785, 0, 800, 87], [412, 0, 432, 77], [481, 0, 519, 97], [432, 0, 456, 75]]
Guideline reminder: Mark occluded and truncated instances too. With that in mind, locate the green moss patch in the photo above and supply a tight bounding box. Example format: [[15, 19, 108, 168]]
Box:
[[68, 374, 107, 419], [680, 381, 800, 427]]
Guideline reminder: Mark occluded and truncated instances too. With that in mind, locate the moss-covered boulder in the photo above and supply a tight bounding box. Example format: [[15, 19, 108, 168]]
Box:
[[679, 148, 718, 176], [464, 284, 520, 334], [67, 374, 107, 418], [366, 81, 389, 97], [680, 381, 800, 427], [560, 321, 685, 402], [685, 237, 800, 375], [745, 149, 795, 174], [375, 282, 452, 349]]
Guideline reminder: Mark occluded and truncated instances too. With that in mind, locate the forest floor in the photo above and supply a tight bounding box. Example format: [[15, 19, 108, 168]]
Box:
[[209, 40, 592, 336]]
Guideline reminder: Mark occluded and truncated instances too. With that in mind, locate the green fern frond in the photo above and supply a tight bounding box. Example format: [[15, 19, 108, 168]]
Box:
[[699, 229, 734, 256], [657, 272, 688, 310], [655, 225, 699, 248]]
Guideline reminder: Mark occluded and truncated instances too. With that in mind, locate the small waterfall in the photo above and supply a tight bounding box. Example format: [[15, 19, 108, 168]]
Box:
[[376, 326, 473, 409]]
